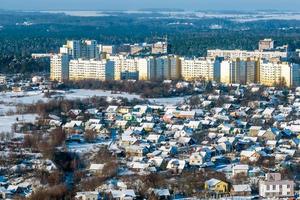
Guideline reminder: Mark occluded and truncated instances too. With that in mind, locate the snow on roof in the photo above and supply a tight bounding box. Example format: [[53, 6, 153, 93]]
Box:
[[205, 178, 221, 187], [233, 164, 249, 170], [64, 120, 83, 128], [153, 189, 170, 196], [262, 107, 275, 116], [89, 164, 105, 171], [110, 189, 136, 198], [166, 159, 186, 170], [106, 105, 118, 112], [232, 184, 251, 192]]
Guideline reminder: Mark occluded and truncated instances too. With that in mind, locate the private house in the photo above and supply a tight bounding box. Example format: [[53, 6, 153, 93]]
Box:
[[89, 164, 105, 175], [63, 120, 83, 134], [259, 173, 294, 198], [75, 191, 99, 200], [204, 178, 229, 193], [240, 150, 261, 162], [232, 164, 249, 177], [125, 145, 148, 157], [189, 152, 205, 166], [150, 189, 170, 200], [231, 184, 252, 196], [166, 159, 186, 174], [108, 189, 136, 200]]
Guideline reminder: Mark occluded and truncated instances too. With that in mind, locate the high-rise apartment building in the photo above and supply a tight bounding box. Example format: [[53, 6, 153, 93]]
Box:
[[207, 49, 288, 60], [220, 58, 258, 84], [259, 60, 293, 87], [50, 54, 70, 82], [81, 40, 98, 59], [169, 55, 181, 80], [108, 56, 139, 80], [69, 59, 114, 81], [60, 40, 81, 59], [259, 38, 275, 51], [60, 40, 99, 60], [181, 57, 220, 81]]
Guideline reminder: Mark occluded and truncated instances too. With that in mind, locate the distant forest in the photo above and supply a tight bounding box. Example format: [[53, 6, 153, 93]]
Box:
[[1, 10, 300, 74]]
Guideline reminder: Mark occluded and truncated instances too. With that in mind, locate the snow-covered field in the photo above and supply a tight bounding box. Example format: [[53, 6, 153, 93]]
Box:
[[0, 114, 38, 133], [64, 89, 141, 100], [41, 10, 300, 21]]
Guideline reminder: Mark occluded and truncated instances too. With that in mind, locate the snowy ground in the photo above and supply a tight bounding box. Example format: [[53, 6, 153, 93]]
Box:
[[67, 141, 111, 153], [0, 89, 187, 133], [148, 96, 189, 106], [0, 114, 38, 133], [63, 89, 141, 101]]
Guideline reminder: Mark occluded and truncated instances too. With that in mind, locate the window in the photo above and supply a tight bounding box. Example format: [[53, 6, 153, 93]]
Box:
[[287, 185, 290, 189], [272, 185, 276, 190], [267, 185, 270, 190]]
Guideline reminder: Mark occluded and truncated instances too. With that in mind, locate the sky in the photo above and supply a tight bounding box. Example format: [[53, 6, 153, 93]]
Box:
[[0, 0, 299, 11]]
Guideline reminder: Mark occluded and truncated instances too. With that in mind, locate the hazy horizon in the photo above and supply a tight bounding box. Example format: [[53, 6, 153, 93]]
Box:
[[0, 0, 300, 11]]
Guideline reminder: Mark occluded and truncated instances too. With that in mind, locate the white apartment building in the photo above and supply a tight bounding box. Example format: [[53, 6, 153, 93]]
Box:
[[60, 40, 99, 60], [181, 57, 219, 81], [220, 58, 258, 84], [109, 56, 139, 80], [69, 59, 114, 81], [259, 60, 298, 87], [109, 55, 180, 81], [50, 54, 69, 82], [259, 173, 294, 198], [60, 40, 81, 59], [137, 58, 151, 81], [207, 49, 289, 60]]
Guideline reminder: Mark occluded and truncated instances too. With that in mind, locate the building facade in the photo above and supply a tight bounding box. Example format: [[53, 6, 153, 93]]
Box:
[[50, 54, 69, 82], [181, 57, 219, 81], [69, 59, 114, 81], [259, 173, 294, 198]]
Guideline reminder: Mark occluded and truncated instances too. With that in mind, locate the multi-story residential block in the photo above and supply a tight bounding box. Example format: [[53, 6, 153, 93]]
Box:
[[60, 40, 81, 59], [259, 173, 294, 198], [220, 58, 258, 84], [180, 57, 220, 81], [102, 45, 116, 55], [259, 38, 275, 51], [154, 56, 170, 80], [60, 40, 99, 60], [69, 59, 114, 81], [169, 55, 181, 80], [207, 49, 289, 60], [292, 63, 300, 87], [50, 54, 69, 82], [109, 55, 181, 81], [259, 59, 300, 87], [81, 40, 98, 60], [108, 56, 138, 80], [151, 41, 168, 54], [137, 58, 151, 81]]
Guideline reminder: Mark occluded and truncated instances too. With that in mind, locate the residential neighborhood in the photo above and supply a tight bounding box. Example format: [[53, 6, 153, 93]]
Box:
[[0, 77, 300, 199]]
